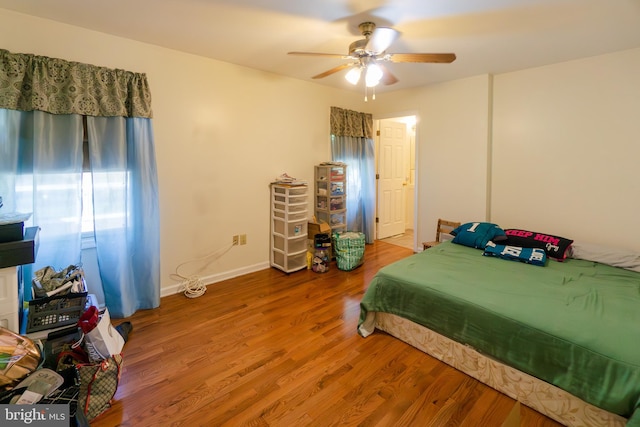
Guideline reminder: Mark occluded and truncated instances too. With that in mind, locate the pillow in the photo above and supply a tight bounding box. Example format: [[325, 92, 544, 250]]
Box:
[[483, 241, 547, 266], [450, 222, 506, 249], [503, 229, 573, 261], [570, 242, 640, 272]]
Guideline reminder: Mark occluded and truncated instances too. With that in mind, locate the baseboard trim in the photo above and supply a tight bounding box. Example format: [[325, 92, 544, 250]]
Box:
[[161, 261, 271, 298]]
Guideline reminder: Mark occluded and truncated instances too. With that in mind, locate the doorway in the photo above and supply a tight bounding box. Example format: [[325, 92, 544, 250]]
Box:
[[375, 115, 416, 250]]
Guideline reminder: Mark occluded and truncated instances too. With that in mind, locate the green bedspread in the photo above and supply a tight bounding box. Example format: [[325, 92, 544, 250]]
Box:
[[359, 241, 640, 422]]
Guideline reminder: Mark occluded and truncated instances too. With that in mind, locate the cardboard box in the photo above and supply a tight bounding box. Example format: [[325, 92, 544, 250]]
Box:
[[308, 220, 331, 238]]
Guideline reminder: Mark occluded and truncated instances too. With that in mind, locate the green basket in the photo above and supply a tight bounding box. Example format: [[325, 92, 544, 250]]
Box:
[[333, 231, 365, 271]]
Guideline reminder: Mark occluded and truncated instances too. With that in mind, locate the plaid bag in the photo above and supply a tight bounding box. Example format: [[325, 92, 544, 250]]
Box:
[[77, 353, 123, 421], [333, 231, 366, 271]]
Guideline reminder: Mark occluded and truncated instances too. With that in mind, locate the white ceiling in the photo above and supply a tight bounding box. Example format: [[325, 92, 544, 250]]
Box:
[[1, 0, 640, 94]]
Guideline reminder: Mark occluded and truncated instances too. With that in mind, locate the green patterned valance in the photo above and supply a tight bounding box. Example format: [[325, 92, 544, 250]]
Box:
[[0, 49, 152, 118], [330, 106, 373, 139]]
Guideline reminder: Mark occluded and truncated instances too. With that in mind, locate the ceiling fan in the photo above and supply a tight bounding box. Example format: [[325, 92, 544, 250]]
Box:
[[288, 22, 456, 89]]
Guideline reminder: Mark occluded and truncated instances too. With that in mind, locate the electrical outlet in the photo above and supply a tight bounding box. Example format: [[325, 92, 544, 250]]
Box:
[[232, 235, 239, 246], [239, 234, 247, 245]]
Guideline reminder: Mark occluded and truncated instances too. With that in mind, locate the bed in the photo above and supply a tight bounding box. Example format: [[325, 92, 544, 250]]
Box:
[[359, 236, 640, 427]]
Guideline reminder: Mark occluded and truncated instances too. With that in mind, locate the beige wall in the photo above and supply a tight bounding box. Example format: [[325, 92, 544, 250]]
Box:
[[372, 49, 640, 253], [492, 48, 640, 252], [0, 9, 365, 295], [2, 8, 639, 296]]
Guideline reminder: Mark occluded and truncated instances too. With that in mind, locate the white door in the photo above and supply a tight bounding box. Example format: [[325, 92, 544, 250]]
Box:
[[377, 119, 407, 239]]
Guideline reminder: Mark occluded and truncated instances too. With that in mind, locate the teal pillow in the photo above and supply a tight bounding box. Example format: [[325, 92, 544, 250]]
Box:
[[450, 222, 506, 249]]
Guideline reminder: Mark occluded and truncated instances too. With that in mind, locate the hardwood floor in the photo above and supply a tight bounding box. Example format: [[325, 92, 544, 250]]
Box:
[[93, 241, 562, 427]]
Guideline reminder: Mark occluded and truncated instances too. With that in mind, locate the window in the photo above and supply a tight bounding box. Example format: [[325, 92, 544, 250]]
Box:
[[81, 117, 127, 240], [11, 117, 125, 244]]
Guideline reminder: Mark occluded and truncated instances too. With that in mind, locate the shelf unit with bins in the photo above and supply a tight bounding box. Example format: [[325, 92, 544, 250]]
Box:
[[314, 163, 347, 234], [270, 183, 309, 273]]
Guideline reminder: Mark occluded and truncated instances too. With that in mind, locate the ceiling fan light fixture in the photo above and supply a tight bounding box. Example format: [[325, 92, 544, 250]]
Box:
[[288, 21, 456, 96], [345, 67, 362, 85], [365, 62, 383, 87]]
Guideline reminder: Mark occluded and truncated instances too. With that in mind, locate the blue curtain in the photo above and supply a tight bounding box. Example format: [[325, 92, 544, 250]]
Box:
[[0, 109, 83, 272], [0, 109, 160, 318], [87, 116, 160, 317], [1, 50, 158, 320], [331, 135, 376, 243]]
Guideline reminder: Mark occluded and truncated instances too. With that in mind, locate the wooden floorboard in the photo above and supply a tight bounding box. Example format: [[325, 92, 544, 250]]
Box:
[[92, 240, 562, 427]]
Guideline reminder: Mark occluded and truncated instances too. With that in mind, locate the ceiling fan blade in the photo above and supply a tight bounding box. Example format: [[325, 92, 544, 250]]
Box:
[[312, 63, 354, 79], [388, 53, 456, 63], [288, 52, 350, 59], [378, 63, 398, 85], [365, 27, 400, 54]]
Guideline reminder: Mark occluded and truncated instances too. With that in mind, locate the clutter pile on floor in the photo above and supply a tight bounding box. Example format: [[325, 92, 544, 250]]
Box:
[[0, 304, 131, 426]]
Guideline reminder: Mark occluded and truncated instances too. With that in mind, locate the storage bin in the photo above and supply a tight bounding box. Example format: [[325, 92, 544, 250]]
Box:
[[273, 186, 307, 196], [273, 209, 307, 222], [273, 234, 308, 253], [330, 171, 345, 182], [316, 195, 328, 209], [274, 202, 307, 213], [329, 198, 344, 211], [271, 250, 307, 272], [26, 292, 88, 333], [270, 183, 308, 274], [330, 182, 344, 196], [273, 194, 307, 205], [288, 195, 307, 205], [273, 219, 307, 237], [317, 212, 346, 230]]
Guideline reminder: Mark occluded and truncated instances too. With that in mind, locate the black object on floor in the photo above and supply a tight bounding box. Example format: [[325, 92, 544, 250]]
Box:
[[115, 321, 133, 342]]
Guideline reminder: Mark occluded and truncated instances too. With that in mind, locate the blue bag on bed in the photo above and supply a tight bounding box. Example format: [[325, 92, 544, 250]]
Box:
[[483, 241, 547, 266]]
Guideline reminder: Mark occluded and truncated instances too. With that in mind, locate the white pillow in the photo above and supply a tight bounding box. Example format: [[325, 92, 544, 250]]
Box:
[[569, 242, 640, 273]]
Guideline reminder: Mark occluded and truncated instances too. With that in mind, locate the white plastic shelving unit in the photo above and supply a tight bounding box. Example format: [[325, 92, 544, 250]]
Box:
[[270, 183, 308, 273], [314, 163, 347, 234]]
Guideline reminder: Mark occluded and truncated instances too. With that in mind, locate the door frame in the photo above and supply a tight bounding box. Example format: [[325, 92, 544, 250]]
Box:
[[374, 112, 419, 251]]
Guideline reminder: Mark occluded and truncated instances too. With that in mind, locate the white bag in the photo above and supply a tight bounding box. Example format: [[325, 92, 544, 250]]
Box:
[[84, 309, 125, 361]]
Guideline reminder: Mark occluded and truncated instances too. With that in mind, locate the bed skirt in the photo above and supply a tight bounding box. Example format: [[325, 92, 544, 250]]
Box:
[[373, 312, 627, 427]]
